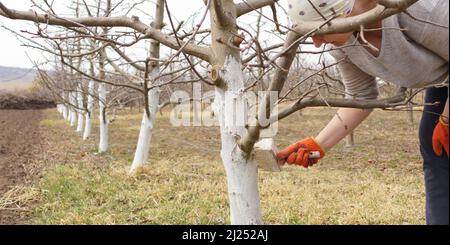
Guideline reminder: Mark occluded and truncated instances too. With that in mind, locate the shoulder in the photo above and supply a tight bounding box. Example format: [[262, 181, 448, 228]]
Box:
[[398, 0, 447, 36], [398, 0, 449, 61], [328, 45, 346, 60]]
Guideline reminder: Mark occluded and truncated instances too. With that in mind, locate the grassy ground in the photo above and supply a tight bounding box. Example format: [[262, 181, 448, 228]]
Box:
[[26, 107, 425, 224], [0, 81, 33, 91]]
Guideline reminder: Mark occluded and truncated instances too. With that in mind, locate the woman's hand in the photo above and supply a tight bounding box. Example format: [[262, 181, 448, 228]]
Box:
[[276, 137, 326, 168]]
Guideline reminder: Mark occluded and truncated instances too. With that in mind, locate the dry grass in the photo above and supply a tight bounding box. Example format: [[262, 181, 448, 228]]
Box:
[[26, 106, 425, 224], [0, 81, 33, 91], [0, 186, 42, 211]]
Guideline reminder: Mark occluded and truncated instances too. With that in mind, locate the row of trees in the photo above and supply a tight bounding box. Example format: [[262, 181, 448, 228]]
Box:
[[1, 0, 424, 224]]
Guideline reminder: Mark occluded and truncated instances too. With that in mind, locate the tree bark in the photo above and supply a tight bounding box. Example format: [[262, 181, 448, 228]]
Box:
[[83, 80, 95, 140], [69, 91, 77, 127], [98, 82, 108, 153], [76, 83, 84, 133], [345, 132, 355, 147], [61, 92, 69, 120], [129, 0, 165, 174], [130, 88, 160, 173], [210, 0, 262, 225]]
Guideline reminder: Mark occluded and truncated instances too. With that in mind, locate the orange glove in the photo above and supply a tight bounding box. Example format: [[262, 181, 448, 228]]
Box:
[[276, 137, 325, 168], [432, 116, 449, 157]]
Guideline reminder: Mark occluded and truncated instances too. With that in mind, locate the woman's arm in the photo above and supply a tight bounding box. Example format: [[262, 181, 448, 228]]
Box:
[[315, 108, 373, 151], [276, 51, 379, 167], [316, 50, 379, 152]]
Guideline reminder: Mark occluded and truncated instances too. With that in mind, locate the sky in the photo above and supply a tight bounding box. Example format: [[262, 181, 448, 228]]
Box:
[[0, 0, 323, 70]]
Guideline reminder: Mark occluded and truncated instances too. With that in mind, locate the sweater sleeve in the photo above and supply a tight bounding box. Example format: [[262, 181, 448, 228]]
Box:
[[330, 49, 379, 100]]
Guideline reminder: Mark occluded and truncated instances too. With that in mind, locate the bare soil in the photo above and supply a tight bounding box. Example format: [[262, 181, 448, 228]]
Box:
[[0, 109, 43, 224], [0, 92, 55, 110]]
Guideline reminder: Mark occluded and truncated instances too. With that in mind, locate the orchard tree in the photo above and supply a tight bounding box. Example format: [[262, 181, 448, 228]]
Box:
[[1, 0, 422, 224]]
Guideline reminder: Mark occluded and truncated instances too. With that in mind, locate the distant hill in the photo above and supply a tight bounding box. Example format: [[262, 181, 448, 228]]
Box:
[[0, 65, 37, 84]]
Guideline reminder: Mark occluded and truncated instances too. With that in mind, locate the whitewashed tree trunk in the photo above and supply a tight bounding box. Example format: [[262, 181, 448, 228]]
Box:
[[129, 88, 160, 174], [214, 56, 262, 225], [57, 104, 62, 114], [129, 0, 164, 173], [76, 83, 84, 133], [98, 82, 108, 153], [63, 106, 68, 120], [69, 92, 77, 127], [68, 94, 73, 123], [345, 132, 355, 147], [208, 0, 263, 224], [63, 93, 70, 121], [83, 80, 95, 140]]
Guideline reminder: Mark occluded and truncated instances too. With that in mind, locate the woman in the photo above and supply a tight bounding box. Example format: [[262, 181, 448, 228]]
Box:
[[277, 0, 449, 225]]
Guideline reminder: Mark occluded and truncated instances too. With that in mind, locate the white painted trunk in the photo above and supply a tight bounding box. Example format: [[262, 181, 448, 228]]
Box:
[[98, 83, 108, 153], [129, 89, 160, 174], [63, 92, 70, 121], [83, 113, 92, 140], [64, 94, 70, 122], [69, 92, 77, 127], [99, 117, 108, 153], [76, 84, 84, 133], [62, 103, 68, 120], [83, 81, 95, 140], [67, 110, 72, 122], [69, 110, 75, 125], [214, 57, 262, 225], [345, 132, 355, 147]]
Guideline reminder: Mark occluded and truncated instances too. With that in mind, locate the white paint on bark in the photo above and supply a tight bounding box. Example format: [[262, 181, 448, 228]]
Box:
[[83, 80, 95, 140], [76, 83, 84, 133], [98, 82, 108, 153], [215, 56, 262, 225], [57, 104, 63, 115], [69, 92, 77, 127], [129, 88, 160, 174], [63, 92, 69, 121]]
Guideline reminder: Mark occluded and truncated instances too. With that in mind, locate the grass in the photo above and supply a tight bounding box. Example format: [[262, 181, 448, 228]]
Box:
[[25, 106, 425, 224], [0, 81, 33, 91]]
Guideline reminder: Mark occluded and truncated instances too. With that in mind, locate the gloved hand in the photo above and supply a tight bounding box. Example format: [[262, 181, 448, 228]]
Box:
[[276, 137, 325, 168], [432, 116, 449, 157]]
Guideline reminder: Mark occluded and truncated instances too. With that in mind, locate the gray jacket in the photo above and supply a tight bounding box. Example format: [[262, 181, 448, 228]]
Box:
[[330, 0, 449, 100]]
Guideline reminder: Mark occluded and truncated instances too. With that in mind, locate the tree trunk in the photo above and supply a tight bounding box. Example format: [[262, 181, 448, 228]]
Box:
[[345, 132, 355, 147], [98, 82, 108, 153], [129, 0, 164, 174], [69, 92, 77, 127], [209, 0, 262, 225], [129, 88, 160, 174], [83, 80, 95, 140], [57, 104, 62, 114], [76, 83, 84, 133], [63, 93, 70, 121], [61, 94, 68, 120], [213, 56, 262, 225]]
